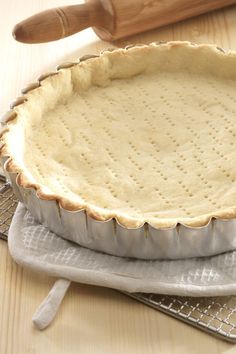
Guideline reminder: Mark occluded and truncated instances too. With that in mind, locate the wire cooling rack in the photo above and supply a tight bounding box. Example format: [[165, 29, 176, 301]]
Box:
[[126, 293, 236, 343], [0, 176, 236, 342], [0, 175, 17, 240]]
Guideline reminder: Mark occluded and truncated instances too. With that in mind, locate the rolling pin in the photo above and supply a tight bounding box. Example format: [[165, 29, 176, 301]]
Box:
[[13, 0, 236, 43]]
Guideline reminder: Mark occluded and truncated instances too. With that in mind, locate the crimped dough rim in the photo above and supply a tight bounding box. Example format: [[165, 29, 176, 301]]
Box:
[[2, 41, 236, 230]]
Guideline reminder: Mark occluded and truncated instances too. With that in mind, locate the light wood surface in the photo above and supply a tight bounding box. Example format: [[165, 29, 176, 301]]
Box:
[[1, 1, 236, 353]]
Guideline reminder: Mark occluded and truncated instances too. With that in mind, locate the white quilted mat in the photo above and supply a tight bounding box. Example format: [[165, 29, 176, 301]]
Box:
[[7, 203, 236, 329]]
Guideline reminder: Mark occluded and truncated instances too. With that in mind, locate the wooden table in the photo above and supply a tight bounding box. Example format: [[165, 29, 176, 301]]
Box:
[[1, 1, 236, 353]]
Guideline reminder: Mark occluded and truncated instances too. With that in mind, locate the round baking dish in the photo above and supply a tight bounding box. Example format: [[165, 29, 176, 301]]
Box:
[[2, 41, 236, 260]]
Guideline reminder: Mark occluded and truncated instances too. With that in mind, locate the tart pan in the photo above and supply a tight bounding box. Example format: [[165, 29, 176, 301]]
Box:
[[2, 42, 236, 260], [4, 166, 236, 259]]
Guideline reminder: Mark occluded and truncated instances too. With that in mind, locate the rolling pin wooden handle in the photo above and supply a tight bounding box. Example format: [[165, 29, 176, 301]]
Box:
[[13, 2, 105, 44], [13, 0, 236, 44]]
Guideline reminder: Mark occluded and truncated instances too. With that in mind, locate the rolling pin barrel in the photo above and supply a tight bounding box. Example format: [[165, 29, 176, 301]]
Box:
[[13, 0, 236, 43]]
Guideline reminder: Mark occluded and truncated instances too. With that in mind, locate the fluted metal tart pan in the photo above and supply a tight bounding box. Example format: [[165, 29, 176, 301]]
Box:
[[2, 43, 236, 260]]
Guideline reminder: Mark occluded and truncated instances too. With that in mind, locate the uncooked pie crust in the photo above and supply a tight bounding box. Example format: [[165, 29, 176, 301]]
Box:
[[2, 41, 236, 229]]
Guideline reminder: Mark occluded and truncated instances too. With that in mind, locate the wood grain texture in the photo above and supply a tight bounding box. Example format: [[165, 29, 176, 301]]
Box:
[[13, 2, 108, 44], [12, 0, 236, 43], [97, 0, 236, 40], [1, 1, 236, 353]]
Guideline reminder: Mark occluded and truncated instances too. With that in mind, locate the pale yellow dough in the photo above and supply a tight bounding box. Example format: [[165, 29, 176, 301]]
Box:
[[3, 42, 236, 228]]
